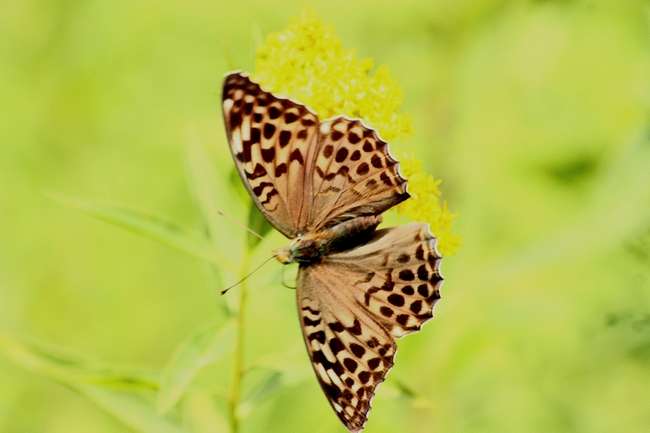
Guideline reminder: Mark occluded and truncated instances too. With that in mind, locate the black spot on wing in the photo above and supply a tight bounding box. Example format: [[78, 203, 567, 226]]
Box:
[[285, 112, 299, 123], [308, 331, 326, 344], [250, 127, 261, 144], [415, 245, 425, 261], [229, 111, 242, 131], [356, 162, 369, 176], [367, 358, 381, 370], [350, 343, 366, 358], [380, 172, 393, 186], [329, 338, 345, 354], [268, 106, 281, 119], [303, 316, 321, 327], [260, 189, 278, 205], [245, 163, 267, 180], [399, 269, 415, 281], [387, 294, 405, 307], [263, 123, 276, 139], [371, 154, 383, 169], [261, 147, 275, 163], [252, 182, 273, 197], [275, 163, 287, 177], [335, 147, 349, 163], [290, 149, 304, 164], [380, 306, 393, 317], [302, 305, 320, 315], [344, 358, 358, 373], [367, 337, 379, 348], [401, 285, 414, 295], [348, 319, 362, 336], [279, 130, 292, 148], [417, 264, 429, 281]]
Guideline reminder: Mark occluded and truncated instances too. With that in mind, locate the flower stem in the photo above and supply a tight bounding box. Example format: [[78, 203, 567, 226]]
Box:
[[229, 250, 251, 433]]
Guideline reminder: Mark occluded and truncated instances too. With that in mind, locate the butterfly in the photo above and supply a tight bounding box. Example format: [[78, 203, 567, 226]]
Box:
[[222, 71, 443, 433]]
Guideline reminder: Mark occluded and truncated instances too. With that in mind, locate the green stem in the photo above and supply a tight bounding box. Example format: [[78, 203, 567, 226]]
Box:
[[229, 250, 251, 433]]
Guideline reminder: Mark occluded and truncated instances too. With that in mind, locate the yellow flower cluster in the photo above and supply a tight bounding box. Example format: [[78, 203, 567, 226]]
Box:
[[397, 153, 462, 255], [252, 8, 461, 255], [252, 8, 411, 141]]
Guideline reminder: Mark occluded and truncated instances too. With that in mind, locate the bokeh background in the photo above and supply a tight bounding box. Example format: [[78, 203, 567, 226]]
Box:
[[2, 0, 650, 432]]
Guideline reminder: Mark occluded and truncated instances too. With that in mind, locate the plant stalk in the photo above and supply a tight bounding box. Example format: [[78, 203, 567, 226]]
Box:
[[229, 250, 251, 433]]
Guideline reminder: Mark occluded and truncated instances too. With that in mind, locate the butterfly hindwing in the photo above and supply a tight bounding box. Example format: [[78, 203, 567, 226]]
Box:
[[297, 223, 442, 432], [297, 266, 397, 433], [329, 223, 443, 338]]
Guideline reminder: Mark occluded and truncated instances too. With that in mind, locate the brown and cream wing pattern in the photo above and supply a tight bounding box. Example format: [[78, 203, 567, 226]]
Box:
[[297, 223, 442, 432], [297, 264, 397, 433], [223, 72, 409, 237], [307, 117, 410, 232], [222, 72, 319, 238]]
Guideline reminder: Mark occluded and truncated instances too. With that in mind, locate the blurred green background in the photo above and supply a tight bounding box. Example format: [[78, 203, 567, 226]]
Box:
[[2, 0, 650, 432]]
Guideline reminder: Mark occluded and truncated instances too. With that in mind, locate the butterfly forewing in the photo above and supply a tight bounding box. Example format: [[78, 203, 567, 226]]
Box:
[[222, 72, 319, 237]]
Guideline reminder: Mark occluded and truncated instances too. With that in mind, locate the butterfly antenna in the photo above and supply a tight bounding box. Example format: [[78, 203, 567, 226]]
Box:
[[220, 254, 278, 295], [216, 209, 277, 249]]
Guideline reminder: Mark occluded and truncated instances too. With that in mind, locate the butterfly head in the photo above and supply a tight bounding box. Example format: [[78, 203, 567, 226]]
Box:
[[274, 234, 332, 265], [274, 245, 295, 264], [274, 238, 317, 265]]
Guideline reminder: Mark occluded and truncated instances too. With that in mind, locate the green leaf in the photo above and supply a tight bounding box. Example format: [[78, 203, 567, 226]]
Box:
[[237, 371, 282, 419], [74, 385, 185, 433], [46, 191, 236, 270], [185, 132, 232, 248], [157, 321, 236, 414], [185, 132, 237, 312], [238, 344, 312, 418], [183, 391, 231, 433], [0, 334, 158, 390], [0, 334, 183, 433]]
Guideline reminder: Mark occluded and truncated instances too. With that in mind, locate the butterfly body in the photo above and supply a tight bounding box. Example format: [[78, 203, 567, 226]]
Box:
[[275, 215, 383, 264], [223, 72, 443, 433]]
